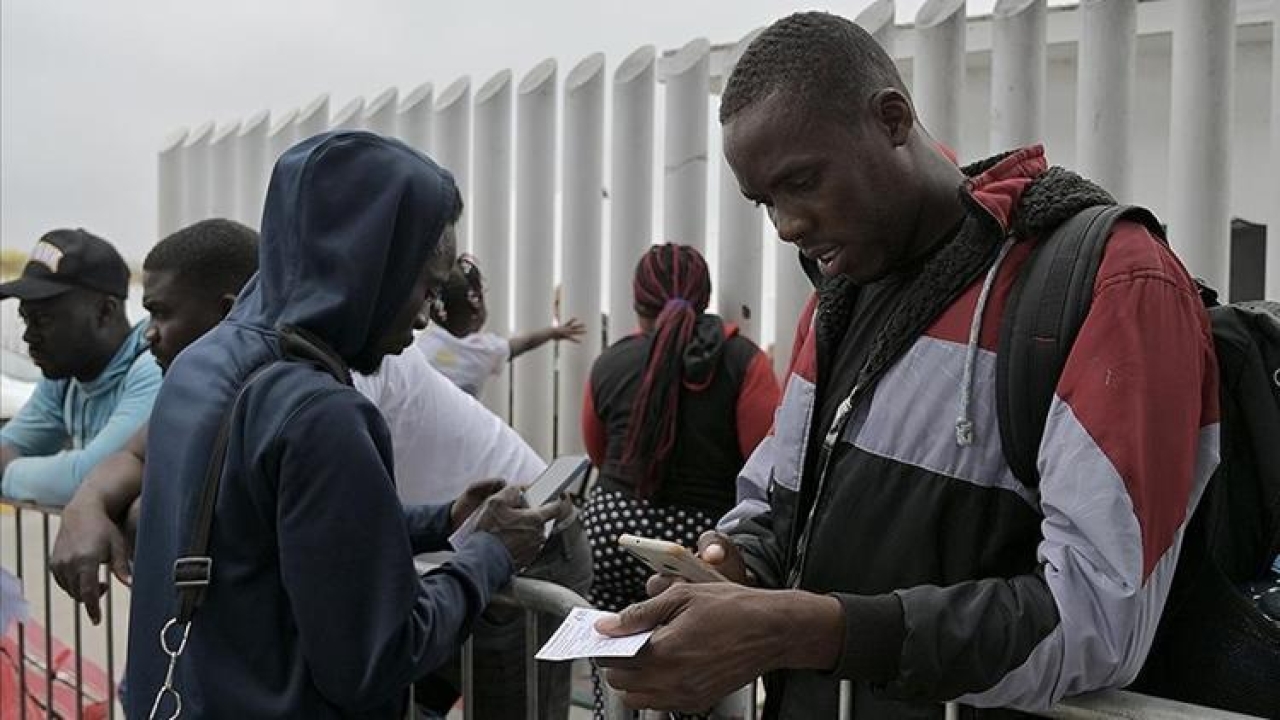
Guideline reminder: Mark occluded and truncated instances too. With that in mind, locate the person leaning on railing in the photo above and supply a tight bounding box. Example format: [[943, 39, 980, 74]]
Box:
[[0, 229, 160, 506]]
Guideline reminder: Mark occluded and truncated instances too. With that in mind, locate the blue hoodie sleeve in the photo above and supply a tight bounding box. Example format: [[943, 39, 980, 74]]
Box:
[[274, 388, 512, 712], [1, 378, 70, 458], [402, 503, 455, 554], [2, 358, 159, 506]]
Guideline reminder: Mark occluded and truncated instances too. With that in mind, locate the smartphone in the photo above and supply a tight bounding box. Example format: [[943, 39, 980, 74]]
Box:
[[617, 534, 727, 583], [522, 455, 590, 507]]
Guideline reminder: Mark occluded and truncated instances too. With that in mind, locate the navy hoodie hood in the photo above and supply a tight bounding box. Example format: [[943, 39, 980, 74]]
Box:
[[232, 130, 460, 361]]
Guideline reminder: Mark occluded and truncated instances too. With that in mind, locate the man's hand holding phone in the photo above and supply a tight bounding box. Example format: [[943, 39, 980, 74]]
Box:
[[643, 530, 751, 597], [472, 485, 565, 569], [449, 478, 507, 531]]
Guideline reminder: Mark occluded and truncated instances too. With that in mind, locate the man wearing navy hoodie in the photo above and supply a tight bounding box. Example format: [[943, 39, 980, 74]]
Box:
[[126, 132, 557, 718]]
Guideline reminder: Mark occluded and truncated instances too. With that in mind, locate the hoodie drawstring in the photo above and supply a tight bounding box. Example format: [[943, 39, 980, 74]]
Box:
[[956, 238, 1015, 447]]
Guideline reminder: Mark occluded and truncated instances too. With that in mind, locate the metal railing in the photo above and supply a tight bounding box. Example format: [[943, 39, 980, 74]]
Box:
[[3, 497, 1265, 720], [466, 575, 622, 720], [1, 499, 120, 720], [1042, 690, 1264, 720]]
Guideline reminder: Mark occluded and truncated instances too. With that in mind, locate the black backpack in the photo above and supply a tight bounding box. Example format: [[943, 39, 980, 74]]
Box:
[[996, 204, 1280, 717]]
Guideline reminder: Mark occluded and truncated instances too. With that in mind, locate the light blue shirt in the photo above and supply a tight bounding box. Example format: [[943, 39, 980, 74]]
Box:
[[1, 322, 160, 505]]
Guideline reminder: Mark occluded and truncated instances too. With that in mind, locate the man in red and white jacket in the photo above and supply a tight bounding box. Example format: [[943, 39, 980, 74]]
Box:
[[596, 12, 1219, 719]]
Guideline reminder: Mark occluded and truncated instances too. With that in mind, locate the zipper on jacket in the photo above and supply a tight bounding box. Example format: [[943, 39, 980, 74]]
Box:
[[788, 385, 861, 588]]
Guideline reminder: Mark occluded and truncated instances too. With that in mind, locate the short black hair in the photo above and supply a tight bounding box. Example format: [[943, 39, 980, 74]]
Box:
[[720, 11, 906, 125], [143, 219, 259, 299]]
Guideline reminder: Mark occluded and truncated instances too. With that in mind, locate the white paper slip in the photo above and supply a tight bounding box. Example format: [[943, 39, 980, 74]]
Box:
[[536, 607, 653, 661]]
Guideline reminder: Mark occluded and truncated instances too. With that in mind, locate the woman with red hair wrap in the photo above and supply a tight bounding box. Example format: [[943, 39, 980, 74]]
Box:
[[581, 243, 780, 718]]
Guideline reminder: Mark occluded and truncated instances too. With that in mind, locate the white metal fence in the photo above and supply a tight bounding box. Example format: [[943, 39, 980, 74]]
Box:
[[155, 0, 1279, 462]]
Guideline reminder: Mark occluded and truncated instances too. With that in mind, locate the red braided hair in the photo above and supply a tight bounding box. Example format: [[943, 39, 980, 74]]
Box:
[[620, 243, 712, 498]]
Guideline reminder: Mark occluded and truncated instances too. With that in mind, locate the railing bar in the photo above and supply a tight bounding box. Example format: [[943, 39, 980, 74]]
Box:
[[525, 608, 538, 719], [16, 507, 27, 720], [106, 574, 116, 720], [75, 593, 83, 720], [42, 512, 53, 717], [838, 679, 853, 720], [462, 635, 475, 720]]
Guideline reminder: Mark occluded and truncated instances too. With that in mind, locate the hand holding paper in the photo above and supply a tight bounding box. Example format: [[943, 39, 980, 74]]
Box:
[[536, 607, 653, 661]]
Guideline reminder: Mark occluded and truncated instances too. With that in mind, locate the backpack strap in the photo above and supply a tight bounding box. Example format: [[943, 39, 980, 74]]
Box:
[[172, 326, 351, 624], [996, 204, 1166, 488], [172, 361, 277, 623]]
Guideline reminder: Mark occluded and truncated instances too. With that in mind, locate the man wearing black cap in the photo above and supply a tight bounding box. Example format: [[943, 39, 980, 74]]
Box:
[[0, 228, 161, 506]]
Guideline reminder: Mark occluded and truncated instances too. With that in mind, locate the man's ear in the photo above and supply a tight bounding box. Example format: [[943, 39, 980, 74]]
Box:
[[869, 88, 914, 146], [98, 294, 122, 325], [219, 293, 238, 319]]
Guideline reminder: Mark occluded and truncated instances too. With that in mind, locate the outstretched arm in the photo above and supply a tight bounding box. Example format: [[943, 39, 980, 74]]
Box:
[[508, 317, 586, 359]]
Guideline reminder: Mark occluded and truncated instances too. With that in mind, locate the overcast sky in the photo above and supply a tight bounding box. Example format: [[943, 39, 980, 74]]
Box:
[[2, 0, 1014, 263]]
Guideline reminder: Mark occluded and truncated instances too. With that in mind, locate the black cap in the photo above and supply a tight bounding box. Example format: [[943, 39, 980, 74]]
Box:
[[0, 229, 130, 301]]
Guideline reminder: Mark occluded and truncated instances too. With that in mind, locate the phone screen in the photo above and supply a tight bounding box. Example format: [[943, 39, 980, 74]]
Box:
[[523, 455, 590, 507]]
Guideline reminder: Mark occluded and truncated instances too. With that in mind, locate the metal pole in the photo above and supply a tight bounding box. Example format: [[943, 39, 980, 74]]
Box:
[[662, 38, 711, 251], [559, 53, 606, 454], [434, 77, 473, 250], [608, 46, 657, 343], [838, 679, 853, 720], [330, 97, 366, 131], [462, 636, 475, 720], [856, 0, 897, 54], [913, 0, 967, 153], [364, 87, 399, 137], [772, 244, 811, 378], [15, 507, 26, 720], [716, 30, 764, 341], [514, 59, 558, 459], [398, 83, 434, 153], [990, 0, 1046, 151], [43, 513, 52, 716], [106, 576, 115, 720], [181, 122, 214, 228], [157, 128, 187, 239], [1270, 3, 1280, 299], [295, 94, 330, 143], [74, 589, 82, 720], [1076, 0, 1136, 201], [1168, 0, 1235, 293], [236, 111, 270, 229], [209, 122, 241, 221], [525, 609, 539, 719], [473, 70, 514, 419]]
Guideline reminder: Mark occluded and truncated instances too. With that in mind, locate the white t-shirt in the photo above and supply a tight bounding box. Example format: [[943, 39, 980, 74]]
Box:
[[414, 326, 509, 397], [353, 346, 544, 506]]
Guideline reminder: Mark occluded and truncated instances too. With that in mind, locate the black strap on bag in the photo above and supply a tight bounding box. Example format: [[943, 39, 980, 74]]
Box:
[[995, 204, 1165, 487], [151, 327, 352, 718], [172, 324, 350, 624], [170, 362, 276, 624]]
